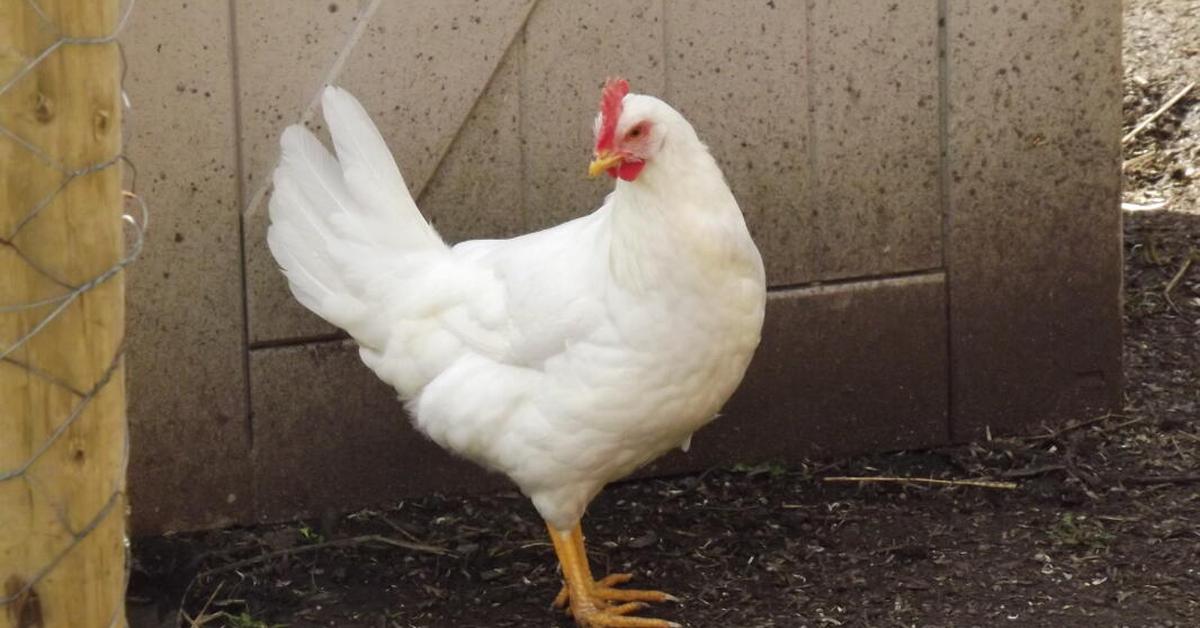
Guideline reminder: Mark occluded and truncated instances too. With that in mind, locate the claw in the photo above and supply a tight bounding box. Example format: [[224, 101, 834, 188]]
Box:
[[548, 522, 682, 627], [572, 608, 682, 627], [554, 572, 679, 609]]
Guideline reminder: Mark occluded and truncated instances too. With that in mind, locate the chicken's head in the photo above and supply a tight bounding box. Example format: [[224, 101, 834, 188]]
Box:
[[588, 78, 665, 182]]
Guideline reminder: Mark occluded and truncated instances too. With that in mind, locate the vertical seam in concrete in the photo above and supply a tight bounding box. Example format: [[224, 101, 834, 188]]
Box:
[[937, 0, 955, 443], [661, 0, 670, 100], [804, 0, 817, 253], [517, 22, 527, 229], [226, 0, 254, 449], [241, 0, 383, 220], [515, 0, 542, 231], [1112, 1, 1126, 402]]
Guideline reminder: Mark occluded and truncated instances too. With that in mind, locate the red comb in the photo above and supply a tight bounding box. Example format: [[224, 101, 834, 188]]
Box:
[[595, 77, 629, 153]]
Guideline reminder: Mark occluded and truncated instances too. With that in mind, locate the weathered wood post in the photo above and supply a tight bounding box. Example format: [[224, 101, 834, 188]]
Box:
[[1, 0, 128, 626]]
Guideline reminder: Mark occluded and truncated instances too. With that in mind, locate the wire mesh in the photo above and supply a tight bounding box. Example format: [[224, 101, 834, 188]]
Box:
[[0, 0, 144, 625]]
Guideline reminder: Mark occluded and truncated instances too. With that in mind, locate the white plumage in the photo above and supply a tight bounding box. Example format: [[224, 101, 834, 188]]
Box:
[[267, 84, 765, 534]]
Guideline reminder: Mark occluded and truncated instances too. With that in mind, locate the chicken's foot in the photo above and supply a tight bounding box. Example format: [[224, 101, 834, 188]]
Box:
[[547, 522, 680, 628]]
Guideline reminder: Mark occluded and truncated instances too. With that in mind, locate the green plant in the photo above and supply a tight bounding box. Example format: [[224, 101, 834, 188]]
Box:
[[730, 461, 787, 479], [1050, 512, 1114, 550], [297, 524, 324, 544]]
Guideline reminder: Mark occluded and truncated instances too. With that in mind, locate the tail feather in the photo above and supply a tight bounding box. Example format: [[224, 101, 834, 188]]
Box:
[[268, 127, 366, 328], [321, 86, 443, 250], [266, 86, 505, 398], [267, 87, 447, 335]]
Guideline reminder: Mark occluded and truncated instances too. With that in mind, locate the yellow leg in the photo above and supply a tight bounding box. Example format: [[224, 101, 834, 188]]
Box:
[[547, 522, 680, 628]]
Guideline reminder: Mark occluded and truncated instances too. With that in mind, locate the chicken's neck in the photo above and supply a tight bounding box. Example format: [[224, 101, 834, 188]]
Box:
[[605, 144, 762, 295]]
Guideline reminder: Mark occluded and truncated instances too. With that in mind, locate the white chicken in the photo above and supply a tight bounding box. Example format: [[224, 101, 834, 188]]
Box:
[[267, 78, 766, 627]]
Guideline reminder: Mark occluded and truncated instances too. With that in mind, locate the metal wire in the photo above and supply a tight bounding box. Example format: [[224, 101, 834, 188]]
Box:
[[0, 0, 142, 624]]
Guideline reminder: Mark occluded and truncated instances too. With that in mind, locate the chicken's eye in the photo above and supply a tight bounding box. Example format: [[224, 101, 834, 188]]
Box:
[[627, 125, 644, 139]]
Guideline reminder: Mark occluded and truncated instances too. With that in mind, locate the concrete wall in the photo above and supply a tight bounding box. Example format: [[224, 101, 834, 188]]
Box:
[[121, 0, 1122, 534]]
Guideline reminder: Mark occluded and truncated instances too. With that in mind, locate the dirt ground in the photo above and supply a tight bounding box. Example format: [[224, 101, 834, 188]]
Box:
[[129, 2, 1200, 627]]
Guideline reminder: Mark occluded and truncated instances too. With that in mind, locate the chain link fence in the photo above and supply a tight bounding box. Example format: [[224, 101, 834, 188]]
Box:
[[0, 0, 144, 625]]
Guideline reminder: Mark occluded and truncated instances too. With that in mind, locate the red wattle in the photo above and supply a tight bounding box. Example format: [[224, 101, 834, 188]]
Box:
[[610, 160, 645, 181]]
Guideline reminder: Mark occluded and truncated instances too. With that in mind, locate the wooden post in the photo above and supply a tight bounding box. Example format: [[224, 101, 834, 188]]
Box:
[[0, 1, 127, 627]]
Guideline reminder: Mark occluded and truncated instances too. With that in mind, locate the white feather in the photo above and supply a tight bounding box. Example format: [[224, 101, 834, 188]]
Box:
[[320, 86, 442, 250]]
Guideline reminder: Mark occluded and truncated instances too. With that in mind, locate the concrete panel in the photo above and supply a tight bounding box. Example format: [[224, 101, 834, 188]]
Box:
[[249, 342, 504, 523], [123, 1, 251, 534], [946, 1, 1123, 438], [806, 0, 942, 282], [665, 1, 811, 287], [417, 38, 526, 242], [650, 273, 949, 475], [240, 0, 535, 344], [247, 275, 947, 525], [333, 1, 536, 200], [521, 0, 665, 230]]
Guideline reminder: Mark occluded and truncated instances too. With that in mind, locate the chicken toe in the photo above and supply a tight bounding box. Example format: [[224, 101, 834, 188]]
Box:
[[548, 522, 680, 628]]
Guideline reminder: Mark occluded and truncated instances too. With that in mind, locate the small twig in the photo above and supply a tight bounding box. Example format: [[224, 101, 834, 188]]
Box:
[[1176, 430, 1200, 445], [1163, 248, 1196, 313], [182, 582, 224, 628], [1101, 416, 1149, 434], [822, 476, 1018, 490], [176, 574, 200, 628], [1001, 464, 1067, 479], [1121, 151, 1158, 174], [1121, 474, 1200, 485], [1015, 413, 1121, 443], [1061, 445, 1103, 490], [373, 512, 427, 545], [1122, 81, 1196, 145], [1095, 514, 1142, 523], [195, 534, 453, 580], [869, 543, 930, 556]]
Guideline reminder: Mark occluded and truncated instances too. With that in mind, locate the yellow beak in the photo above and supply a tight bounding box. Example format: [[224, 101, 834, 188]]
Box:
[[588, 151, 623, 178]]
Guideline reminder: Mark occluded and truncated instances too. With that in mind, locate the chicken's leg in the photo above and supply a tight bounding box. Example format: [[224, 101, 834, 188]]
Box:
[[547, 522, 680, 628]]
